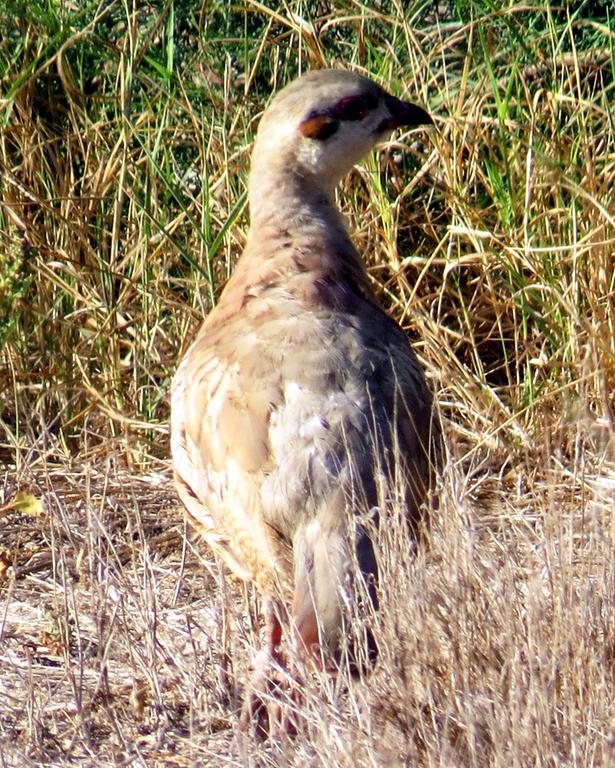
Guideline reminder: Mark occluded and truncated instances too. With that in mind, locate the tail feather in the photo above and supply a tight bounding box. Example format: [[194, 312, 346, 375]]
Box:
[[291, 514, 378, 671]]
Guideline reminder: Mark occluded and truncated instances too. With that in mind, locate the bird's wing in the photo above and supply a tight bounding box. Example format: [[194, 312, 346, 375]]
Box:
[[171, 277, 437, 618], [171, 328, 291, 592]]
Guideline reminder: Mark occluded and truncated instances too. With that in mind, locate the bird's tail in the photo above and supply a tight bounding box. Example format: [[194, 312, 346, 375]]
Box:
[[291, 514, 378, 672]]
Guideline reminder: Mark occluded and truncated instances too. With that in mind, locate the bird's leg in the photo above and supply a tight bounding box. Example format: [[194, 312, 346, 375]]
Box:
[[264, 595, 284, 665], [240, 595, 290, 736]]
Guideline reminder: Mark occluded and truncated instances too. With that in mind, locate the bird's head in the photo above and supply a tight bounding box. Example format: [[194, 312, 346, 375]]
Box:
[[250, 69, 432, 197]]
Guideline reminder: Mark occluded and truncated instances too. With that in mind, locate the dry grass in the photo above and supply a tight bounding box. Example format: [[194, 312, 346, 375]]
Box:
[[1, 440, 613, 766], [1, 0, 614, 765]]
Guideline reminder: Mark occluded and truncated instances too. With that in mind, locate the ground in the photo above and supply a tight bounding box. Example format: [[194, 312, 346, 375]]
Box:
[[1, 435, 613, 767]]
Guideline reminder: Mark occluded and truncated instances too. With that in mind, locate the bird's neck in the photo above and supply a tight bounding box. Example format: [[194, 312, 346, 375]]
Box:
[[208, 170, 377, 325], [247, 171, 356, 262]]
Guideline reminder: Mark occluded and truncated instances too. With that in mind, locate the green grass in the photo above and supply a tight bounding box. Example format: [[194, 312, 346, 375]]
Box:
[[0, 0, 612, 455], [0, 0, 614, 765]]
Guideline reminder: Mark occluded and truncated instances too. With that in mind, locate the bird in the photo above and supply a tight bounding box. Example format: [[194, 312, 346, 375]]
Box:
[[171, 68, 438, 727]]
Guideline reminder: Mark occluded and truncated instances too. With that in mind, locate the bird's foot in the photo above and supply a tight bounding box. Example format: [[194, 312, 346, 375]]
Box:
[[239, 646, 302, 739]]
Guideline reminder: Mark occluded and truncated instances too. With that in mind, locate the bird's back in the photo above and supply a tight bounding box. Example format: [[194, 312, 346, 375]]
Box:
[[171, 68, 437, 666], [171, 219, 437, 656]]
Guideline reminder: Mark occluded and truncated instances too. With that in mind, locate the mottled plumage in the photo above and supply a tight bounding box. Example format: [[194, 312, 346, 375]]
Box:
[[171, 69, 438, 677]]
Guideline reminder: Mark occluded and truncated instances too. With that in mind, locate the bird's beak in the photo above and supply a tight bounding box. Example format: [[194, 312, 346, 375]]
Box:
[[381, 93, 433, 130]]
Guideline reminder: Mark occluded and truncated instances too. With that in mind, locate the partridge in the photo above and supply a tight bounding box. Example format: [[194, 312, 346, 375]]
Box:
[[171, 69, 438, 698]]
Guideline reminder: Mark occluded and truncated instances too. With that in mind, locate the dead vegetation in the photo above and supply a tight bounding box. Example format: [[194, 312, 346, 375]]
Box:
[[1, 1, 614, 765], [1, 439, 613, 766]]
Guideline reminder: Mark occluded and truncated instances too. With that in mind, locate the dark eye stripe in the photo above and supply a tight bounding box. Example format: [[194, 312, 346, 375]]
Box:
[[300, 93, 379, 141], [332, 95, 378, 121]]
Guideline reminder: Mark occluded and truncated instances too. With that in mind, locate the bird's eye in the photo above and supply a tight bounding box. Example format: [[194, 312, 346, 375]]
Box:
[[333, 95, 376, 121]]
